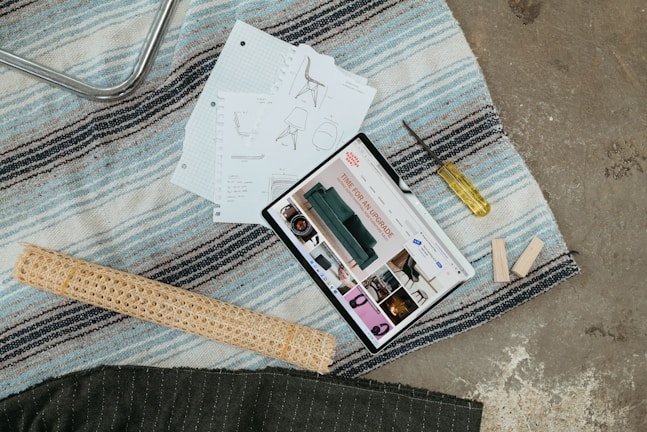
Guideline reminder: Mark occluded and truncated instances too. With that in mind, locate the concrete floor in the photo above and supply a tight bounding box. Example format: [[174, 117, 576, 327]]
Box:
[[366, 1, 647, 430]]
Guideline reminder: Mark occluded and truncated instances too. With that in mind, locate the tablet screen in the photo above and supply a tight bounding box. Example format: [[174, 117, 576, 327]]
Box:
[[262, 134, 474, 352]]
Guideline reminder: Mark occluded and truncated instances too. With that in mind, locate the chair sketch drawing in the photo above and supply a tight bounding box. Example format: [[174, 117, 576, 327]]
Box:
[[312, 121, 338, 150], [295, 56, 325, 107], [276, 107, 307, 150]]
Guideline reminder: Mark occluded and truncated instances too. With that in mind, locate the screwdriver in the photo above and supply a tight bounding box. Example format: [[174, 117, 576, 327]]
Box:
[[403, 120, 491, 216]]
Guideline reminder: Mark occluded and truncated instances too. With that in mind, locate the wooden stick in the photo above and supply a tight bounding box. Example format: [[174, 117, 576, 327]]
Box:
[[511, 236, 544, 277], [491, 239, 510, 282]]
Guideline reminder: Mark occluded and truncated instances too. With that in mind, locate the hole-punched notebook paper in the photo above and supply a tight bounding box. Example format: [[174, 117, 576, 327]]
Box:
[[171, 21, 375, 226], [172, 21, 293, 201]]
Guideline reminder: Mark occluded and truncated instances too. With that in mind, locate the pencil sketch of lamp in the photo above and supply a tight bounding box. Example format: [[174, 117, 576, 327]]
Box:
[[276, 107, 308, 150], [295, 56, 326, 107]]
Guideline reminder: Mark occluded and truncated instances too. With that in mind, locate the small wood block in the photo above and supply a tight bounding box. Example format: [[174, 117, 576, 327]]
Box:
[[491, 239, 510, 282], [511, 236, 545, 277]]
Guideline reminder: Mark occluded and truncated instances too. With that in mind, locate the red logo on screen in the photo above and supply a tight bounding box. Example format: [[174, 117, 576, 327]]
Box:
[[345, 151, 360, 167]]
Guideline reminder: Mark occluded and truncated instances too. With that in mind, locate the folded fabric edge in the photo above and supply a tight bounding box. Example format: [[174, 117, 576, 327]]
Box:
[[0, 364, 484, 409]]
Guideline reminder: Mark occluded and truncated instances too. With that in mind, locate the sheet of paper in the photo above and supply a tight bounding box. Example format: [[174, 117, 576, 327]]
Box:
[[213, 44, 376, 225], [171, 21, 293, 201], [259, 44, 376, 168], [213, 92, 273, 224], [171, 21, 377, 227]]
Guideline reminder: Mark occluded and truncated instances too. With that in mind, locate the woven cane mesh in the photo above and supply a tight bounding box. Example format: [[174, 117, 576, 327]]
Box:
[[13, 244, 336, 374]]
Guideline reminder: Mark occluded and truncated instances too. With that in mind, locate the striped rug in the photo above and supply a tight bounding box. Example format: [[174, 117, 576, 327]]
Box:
[[0, 0, 579, 398]]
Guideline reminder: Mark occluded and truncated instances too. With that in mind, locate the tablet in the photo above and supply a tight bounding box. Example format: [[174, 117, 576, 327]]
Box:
[[262, 134, 475, 353]]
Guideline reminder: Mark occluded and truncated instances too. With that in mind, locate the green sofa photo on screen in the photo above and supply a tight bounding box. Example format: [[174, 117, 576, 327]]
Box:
[[304, 183, 378, 270]]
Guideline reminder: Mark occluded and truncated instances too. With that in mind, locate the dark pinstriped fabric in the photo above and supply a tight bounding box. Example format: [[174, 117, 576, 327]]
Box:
[[0, 366, 482, 431]]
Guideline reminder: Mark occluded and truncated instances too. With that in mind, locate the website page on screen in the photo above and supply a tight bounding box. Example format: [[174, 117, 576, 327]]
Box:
[[264, 135, 473, 350]]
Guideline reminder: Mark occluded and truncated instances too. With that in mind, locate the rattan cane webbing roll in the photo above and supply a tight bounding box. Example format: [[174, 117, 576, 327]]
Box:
[[13, 244, 336, 374]]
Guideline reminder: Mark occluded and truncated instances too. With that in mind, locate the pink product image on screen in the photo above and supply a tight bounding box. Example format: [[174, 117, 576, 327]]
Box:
[[343, 287, 392, 339]]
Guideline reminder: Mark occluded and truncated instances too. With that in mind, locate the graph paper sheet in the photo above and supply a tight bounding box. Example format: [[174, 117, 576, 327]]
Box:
[[212, 44, 376, 225], [171, 21, 293, 201], [172, 22, 375, 226]]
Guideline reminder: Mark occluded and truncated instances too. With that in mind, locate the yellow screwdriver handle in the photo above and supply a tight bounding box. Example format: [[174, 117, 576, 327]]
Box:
[[437, 162, 491, 216]]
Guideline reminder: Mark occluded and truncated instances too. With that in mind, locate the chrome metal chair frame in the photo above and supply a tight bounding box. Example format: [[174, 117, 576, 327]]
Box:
[[0, 0, 179, 101]]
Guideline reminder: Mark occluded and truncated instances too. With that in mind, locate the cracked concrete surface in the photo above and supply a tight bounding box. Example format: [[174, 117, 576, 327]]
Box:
[[470, 343, 640, 431], [366, 1, 647, 430]]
